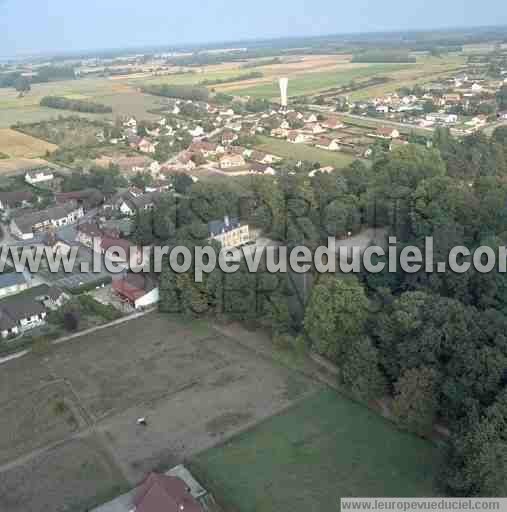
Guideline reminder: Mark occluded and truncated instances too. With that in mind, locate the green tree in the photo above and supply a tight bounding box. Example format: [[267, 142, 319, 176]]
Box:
[[392, 366, 440, 436], [342, 337, 388, 402], [304, 276, 369, 363]]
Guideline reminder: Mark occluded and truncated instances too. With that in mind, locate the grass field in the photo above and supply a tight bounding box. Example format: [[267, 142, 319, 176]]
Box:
[[0, 128, 58, 157], [256, 135, 359, 168], [224, 55, 465, 101], [191, 389, 440, 512], [348, 55, 466, 101], [226, 63, 412, 99]]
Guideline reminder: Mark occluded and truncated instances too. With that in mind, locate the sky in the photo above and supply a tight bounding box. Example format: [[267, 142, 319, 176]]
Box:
[[1, 0, 507, 57]]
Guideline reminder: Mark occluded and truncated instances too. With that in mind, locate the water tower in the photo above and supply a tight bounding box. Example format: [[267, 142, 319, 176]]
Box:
[[279, 77, 289, 111]]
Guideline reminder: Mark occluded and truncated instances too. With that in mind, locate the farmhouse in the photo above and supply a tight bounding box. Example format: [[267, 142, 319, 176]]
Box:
[[25, 168, 54, 185], [208, 216, 250, 249]]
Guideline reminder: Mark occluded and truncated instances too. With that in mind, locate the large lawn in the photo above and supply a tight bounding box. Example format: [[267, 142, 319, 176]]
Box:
[[256, 135, 359, 168], [190, 389, 440, 512]]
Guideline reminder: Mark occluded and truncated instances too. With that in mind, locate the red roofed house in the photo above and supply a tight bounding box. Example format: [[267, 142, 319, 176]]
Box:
[[133, 473, 203, 512], [112, 274, 159, 309]]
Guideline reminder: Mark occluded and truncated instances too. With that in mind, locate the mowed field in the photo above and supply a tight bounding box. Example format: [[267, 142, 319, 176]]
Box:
[[0, 312, 318, 512], [190, 389, 440, 512], [256, 135, 359, 168], [0, 128, 58, 157]]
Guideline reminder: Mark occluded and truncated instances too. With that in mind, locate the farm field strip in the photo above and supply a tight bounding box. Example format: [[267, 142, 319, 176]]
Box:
[[0, 128, 58, 157]]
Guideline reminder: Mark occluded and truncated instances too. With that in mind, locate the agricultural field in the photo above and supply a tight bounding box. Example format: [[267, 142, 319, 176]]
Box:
[[0, 77, 164, 126], [0, 312, 318, 511], [190, 389, 440, 512], [256, 135, 359, 168], [220, 54, 465, 101], [224, 63, 413, 99], [0, 128, 58, 158], [348, 54, 466, 101], [0, 435, 128, 512]]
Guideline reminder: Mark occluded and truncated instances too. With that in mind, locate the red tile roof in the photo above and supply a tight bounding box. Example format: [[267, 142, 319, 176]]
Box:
[[134, 473, 202, 512]]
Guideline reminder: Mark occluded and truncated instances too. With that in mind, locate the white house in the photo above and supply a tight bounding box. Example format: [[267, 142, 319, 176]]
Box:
[[25, 168, 54, 185]]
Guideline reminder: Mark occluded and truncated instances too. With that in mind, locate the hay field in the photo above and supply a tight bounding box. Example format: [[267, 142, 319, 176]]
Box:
[[0, 128, 58, 157]]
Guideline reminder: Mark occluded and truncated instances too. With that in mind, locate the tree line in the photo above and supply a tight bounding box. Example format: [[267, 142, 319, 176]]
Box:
[[40, 96, 112, 113], [142, 84, 210, 102]]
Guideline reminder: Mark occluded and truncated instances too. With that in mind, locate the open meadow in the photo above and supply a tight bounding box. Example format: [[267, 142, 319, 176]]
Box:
[[190, 389, 440, 512], [256, 135, 359, 168]]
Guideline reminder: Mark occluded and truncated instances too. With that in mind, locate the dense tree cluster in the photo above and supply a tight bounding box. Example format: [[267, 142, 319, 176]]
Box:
[[142, 84, 209, 102], [40, 96, 112, 113]]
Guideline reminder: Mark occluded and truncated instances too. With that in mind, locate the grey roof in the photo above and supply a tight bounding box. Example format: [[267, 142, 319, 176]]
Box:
[[208, 217, 240, 237], [12, 203, 80, 234], [0, 272, 28, 290], [0, 291, 46, 331]]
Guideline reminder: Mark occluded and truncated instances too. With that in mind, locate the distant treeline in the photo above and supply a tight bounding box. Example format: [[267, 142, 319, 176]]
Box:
[[199, 71, 263, 86], [40, 96, 113, 113], [352, 50, 417, 63], [241, 57, 282, 68], [142, 84, 209, 101], [0, 65, 75, 88]]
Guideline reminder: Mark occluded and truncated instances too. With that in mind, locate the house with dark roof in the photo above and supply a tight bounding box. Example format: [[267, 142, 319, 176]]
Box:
[[0, 271, 30, 298], [0, 191, 34, 211], [10, 202, 84, 240], [0, 292, 46, 339], [119, 192, 162, 217]]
